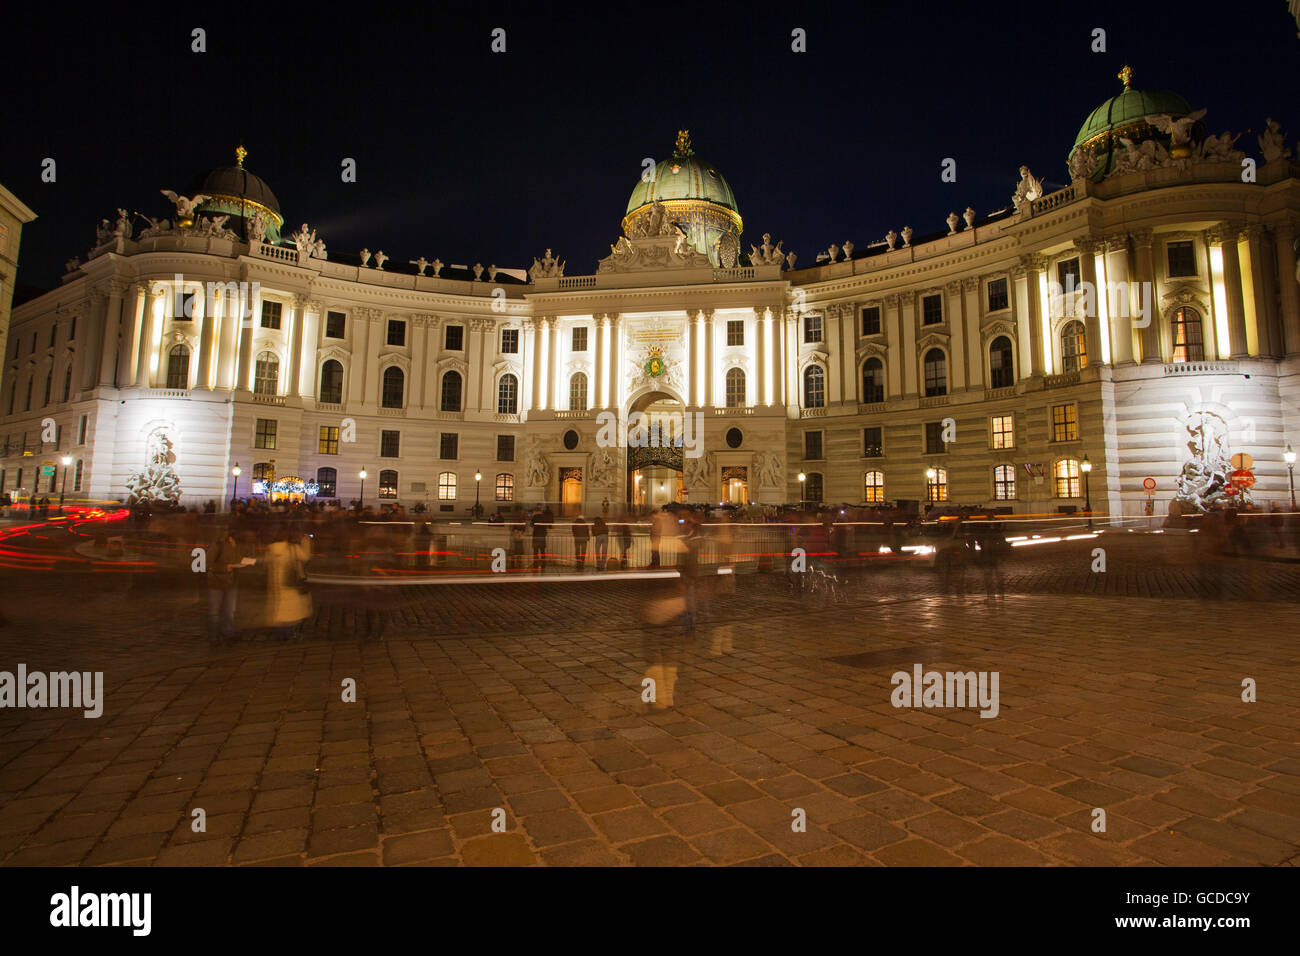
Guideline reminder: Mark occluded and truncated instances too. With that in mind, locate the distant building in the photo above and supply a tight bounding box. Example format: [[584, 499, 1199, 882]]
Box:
[[2, 70, 1298, 516], [0, 183, 36, 409]]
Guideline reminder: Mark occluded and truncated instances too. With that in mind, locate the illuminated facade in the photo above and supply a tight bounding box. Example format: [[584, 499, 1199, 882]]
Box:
[[3, 74, 1299, 516]]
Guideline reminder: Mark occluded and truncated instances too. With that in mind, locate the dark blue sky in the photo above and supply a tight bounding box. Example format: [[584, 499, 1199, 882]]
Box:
[[5, 1, 1297, 290]]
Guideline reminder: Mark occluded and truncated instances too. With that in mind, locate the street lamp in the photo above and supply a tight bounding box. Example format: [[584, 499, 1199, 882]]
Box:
[[925, 467, 937, 504], [475, 470, 482, 517], [1080, 455, 1093, 528], [798, 472, 806, 510], [59, 455, 72, 514], [1285, 444, 1296, 508], [359, 469, 367, 511], [230, 463, 242, 507]]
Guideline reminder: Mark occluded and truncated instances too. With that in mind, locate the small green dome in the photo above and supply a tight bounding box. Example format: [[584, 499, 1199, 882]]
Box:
[[1072, 68, 1193, 150], [625, 132, 737, 215]]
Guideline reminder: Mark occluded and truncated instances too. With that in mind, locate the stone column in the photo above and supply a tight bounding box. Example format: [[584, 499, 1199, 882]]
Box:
[[347, 309, 369, 404], [755, 307, 767, 406], [1274, 219, 1300, 355], [133, 283, 161, 387], [703, 309, 716, 407], [946, 280, 966, 389], [1018, 255, 1046, 376], [1074, 238, 1103, 366], [607, 314, 621, 410], [883, 294, 902, 398], [785, 309, 799, 415], [99, 280, 128, 386], [216, 283, 244, 391], [593, 313, 607, 408], [287, 295, 306, 397], [550, 319, 563, 411], [840, 304, 856, 405], [468, 317, 487, 412], [1244, 226, 1280, 358], [195, 286, 218, 389], [687, 310, 700, 408], [899, 291, 918, 394], [826, 305, 842, 404], [299, 301, 321, 398], [1215, 223, 1249, 359], [1128, 231, 1158, 363], [531, 317, 548, 410], [961, 277, 982, 388], [238, 283, 262, 390], [1104, 237, 1134, 365]]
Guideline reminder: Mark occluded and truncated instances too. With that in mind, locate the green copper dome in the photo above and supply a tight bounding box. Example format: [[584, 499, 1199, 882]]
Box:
[[1072, 67, 1193, 150], [625, 155, 738, 214]]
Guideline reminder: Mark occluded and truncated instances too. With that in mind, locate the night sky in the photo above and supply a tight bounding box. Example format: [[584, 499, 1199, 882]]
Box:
[[5, 1, 1297, 292]]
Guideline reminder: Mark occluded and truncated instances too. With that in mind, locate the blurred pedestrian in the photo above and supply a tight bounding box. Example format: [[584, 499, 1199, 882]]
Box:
[[592, 515, 609, 570], [572, 514, 589, 570], [264, 525, 312, 642], [206, 526, 251, 644], [619, 520, 633, 568]]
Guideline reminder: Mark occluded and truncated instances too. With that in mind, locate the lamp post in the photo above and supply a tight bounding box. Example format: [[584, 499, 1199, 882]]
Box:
[[797, 472, 806, 510], [925, 467, 937, 506], [1286, 444, 1297, 509], [59, 455, 72, 514], [230, 464, 241, 508], [474, 470, 482, 518], [1080, 455, 1093, 528], [359, 469, 367, 512]]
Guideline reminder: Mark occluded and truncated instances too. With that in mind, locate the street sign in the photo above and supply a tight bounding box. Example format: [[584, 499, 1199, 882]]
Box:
[[1231, 453, 1254, 470], [1230, 468, 1256, 489], [1142, 477, 1156, 493]]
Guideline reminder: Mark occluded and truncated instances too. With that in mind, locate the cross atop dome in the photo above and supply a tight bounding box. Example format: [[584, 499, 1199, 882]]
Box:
[[673, 129, 694, 159], [1118, 65, 1134, 91], [235, 144, 247, 168]]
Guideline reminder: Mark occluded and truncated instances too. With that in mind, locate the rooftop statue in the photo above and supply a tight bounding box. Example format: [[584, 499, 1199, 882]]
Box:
[[1011, 166, 1044, 213], [1150, 109, 1207, 149], [160, 190, 210, 223], [1259, 117, 1292, 163]]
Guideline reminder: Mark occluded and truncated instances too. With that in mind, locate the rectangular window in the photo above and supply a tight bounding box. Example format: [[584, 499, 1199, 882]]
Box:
[[987, 278, 1009, 312], [445, 325, 464, 350], [440, 433, 458, 460], [260, 300, 282, 330], [804, 314, 823, 343], [1167, 240, 1196, 277], [386, 320, 406, 347], [922, 294, 943, 325], [379, 469, 398, 499], [497, 435, 515, 462], [74, 459, 84, 492], [502, 328, 519, 353], [994, 464, 1016, 501], [69, 317, 76, 341], [861, 306, 882, 336], [1051, 403, 1079, 442], [571, 327, 588, 351], [924, 421, 946, 454], [863, 426, 883, 458], [254, 418, 277, 450], [726, 320, 744, 346], [324, 310, 346, 338], [495, 473, 514, 501], [438, 472, 457, 500], [804, 431, 823, 460], [380, 429, 401, 458], [991, 414, 1014, 450], [318, 425, 340, 455], [77, 415, 88, 445], [1056, 257, 1081, 293]]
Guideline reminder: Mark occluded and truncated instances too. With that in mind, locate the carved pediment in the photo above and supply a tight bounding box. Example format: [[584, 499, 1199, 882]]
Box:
[[980, 319, 1017, 343], [379, 351, 411, 373], [856, 340, 888, 361], [1160, 282, 1207, 308], [917, 331, 951, 351], [318, 345, 351, 365], [597, 232, 710, 274], [436, 355, 468, 375]]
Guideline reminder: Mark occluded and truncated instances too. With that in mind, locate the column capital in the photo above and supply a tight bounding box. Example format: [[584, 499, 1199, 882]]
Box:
[[1239, 224, 1266, 244], [702, 308, 716, 322], [962, 276, 980, 293], [1073, 237, 1103, 256], [899, 290, 916, 305], [1018, 252, 1047, 273], [1102, 235, 1130, 254], [945, 279, 962, 296], [1129, 228, 1154, 248], [883, 293, 900, 308]]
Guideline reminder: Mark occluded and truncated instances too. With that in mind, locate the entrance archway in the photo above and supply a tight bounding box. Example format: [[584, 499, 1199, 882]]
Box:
[[560, 467, 583, 516], [626, 390, 686, 511]]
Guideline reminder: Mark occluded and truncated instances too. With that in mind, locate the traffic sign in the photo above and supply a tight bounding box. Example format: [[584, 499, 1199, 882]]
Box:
[[1230, 468, 1256, 489], [1142, 477, 1156, 492], [1231, 453, 1254, 470]]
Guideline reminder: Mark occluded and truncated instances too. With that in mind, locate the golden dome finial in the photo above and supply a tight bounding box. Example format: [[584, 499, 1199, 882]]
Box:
[[1118, 65, 1134, 91], [673, 129, 694, 159], [235, 144, 248, 167]]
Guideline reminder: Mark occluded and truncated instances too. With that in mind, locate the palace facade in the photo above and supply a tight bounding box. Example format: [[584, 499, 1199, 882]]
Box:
[[4, 70, 1300, 517]]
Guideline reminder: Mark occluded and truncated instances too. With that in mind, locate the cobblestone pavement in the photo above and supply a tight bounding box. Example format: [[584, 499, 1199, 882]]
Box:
[[0, 539, 1297, 866]]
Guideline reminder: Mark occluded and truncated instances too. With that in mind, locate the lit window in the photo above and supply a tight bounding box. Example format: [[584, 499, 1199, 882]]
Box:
[[495, 473, 514, 501], [991, 414, 1014, 450], [1052, 403, 1079, 442], [254, 352, 278, 395], [1054, 458, 1081, 498], [569, 372, 588, 411], [1061, 321, 1087, 373], [1171, 308, 1204, 362], [725, 368, 745, 408], [926, 467, 949, 502], [438, 471, 457, 500], [379, 469, 398, 499], [498, 374, 519, 414], [804, 314, 822, 343], [864, 470, 885, 503], [803, 365, 825, 408], [254, 418, 277, 450], [994, 464, 1016, 500], [318, 426, 339, 455]]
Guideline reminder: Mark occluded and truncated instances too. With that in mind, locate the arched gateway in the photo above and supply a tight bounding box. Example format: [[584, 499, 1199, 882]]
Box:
[[625, 389, 686, 510]]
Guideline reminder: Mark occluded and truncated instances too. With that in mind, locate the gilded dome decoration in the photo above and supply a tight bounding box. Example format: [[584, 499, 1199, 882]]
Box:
[[187, 146, 285, 242], [1068, 67, 1199, 181], [622, 131, 743, 267]]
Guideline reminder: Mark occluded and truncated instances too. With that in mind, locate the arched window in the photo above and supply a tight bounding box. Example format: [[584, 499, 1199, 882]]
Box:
[[252, 462, 273, 495], [495, 473, 514, 501], [166, 346, 190, 389], [253, 351, 279, 395], [926, 466, 949, 502], [569, 372, 588, 411], [1054, 459, 1081, 498], [804, 472, 824, 504], [43, 370, 52, 405], [378, 469, 398, 499], [62, 364, 73, 403], [316, 467, 337, 498], [440, 370, 462, 412], [725, 368, 746, 408], [498, 373, 519, 415], [1061, 321, 1087, 373], [923, 348, 947, 397], [438, 471, 457, 500], [803, 365, 825, 408], [993, 464, 1016, 501], [864, 470, 885, 503], [381, 366, 404, 408], [861, 357, 884, 404], [989, 336, 1014, 388], [1171, 307, 1205, 363], [319, 360, 343, 404]]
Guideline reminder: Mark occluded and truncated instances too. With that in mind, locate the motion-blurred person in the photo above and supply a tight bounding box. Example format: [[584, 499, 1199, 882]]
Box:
[[592, 515, 609, 570], [975, 523, 1006, 601], [649, 507, 666, 567], [206, 526, 253, 645], [618, 520, 633, 568], [572, 514, 589, 570], [678, 511, 702, 639], [264, 525, 313, 642]]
